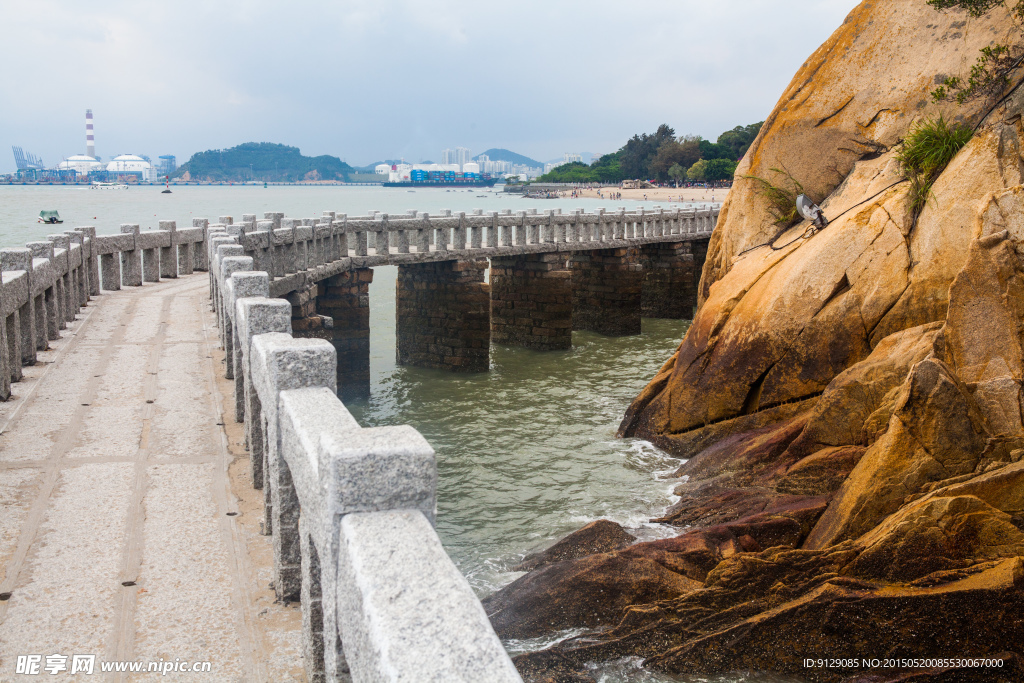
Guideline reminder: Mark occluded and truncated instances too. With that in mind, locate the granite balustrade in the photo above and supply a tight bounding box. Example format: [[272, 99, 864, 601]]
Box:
[[0, 219, 210, 401], [215, 238, 523, 682]]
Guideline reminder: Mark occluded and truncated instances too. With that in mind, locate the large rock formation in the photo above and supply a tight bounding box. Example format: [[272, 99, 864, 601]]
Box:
[[490, 1, 1024, 681]]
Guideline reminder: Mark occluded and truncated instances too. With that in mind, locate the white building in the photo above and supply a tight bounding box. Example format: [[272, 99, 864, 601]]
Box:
[[563, 153, 582, 164], [462, 162, 480, 174], [106, 154, 155, 181], [57, 155, 102, 176], [441, 149, 454, 165], [375, 164, 391, 175]]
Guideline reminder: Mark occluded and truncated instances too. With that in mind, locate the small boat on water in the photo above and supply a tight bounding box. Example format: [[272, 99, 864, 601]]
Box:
[[90, 181, 128, 190], [38, 210, 63, 224]]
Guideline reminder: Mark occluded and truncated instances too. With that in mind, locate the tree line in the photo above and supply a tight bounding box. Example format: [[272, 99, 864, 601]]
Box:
[[536, 122, 763, 184]]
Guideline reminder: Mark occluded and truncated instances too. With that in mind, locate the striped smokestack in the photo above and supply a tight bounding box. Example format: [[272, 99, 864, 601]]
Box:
[[86, 109, 95, 159]]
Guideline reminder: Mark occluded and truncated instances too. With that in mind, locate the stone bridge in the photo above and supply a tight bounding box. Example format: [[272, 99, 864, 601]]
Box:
[[0, 206, 716, 682], [213, 206, 714, 398]]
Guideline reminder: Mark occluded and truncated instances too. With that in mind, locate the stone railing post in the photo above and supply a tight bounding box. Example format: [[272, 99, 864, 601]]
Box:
[[219, 256, 254, 380], [0, 249, 35, 367], [74, 227, 100, 297], [193, 218, 210, 272], [277, 386, 435, 681], [119, 224, 142, 286], [235, 293, 291, 491], [251, 335, 337, 607], [159, 220, 178, 279], [26, 242, 58, 343]]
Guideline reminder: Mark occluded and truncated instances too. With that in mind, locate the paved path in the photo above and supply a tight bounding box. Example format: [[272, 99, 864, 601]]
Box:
[[0, 274, 302, 682]]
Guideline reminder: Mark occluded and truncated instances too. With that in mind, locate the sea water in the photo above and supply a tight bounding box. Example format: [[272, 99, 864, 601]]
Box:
[[0, 185, 769, 683]]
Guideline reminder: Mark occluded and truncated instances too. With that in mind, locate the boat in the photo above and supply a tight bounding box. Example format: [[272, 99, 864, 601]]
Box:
[[37, 210, 63, 224], [90, 182, 128, 190]]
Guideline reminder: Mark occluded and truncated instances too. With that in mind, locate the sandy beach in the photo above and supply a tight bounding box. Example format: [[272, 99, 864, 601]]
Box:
[[557, 186, 730, 203]]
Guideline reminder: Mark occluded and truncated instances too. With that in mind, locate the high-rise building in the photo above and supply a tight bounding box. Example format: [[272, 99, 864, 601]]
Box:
[[441, 148, 454, 165], [455, 147, 470, 171], [563, 153, 582, 164]]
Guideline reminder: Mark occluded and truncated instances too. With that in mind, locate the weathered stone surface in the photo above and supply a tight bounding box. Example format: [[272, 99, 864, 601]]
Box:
[[805, 358, 988, 549], [513, 520, 636, 572], [484, 551, 701, 640], [396, 260, 490, 372]]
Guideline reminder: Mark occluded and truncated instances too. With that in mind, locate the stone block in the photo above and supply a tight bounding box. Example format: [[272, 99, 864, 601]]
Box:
[[335, 510, 521, 683]]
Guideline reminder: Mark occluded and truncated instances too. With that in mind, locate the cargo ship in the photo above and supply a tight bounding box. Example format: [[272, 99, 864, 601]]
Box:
[[381, 165, 497, 188]]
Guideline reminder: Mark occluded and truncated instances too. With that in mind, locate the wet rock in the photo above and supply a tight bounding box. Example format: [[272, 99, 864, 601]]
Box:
[[513, 520, 636, 573], [483, 552, 700, 640]]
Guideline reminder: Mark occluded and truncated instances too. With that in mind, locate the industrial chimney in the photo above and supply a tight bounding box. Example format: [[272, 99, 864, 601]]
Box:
[[86, 109, 95, 159]]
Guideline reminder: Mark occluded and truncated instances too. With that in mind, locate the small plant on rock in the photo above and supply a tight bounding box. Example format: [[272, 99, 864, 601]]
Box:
[[896, 115, 973, 217], [743, 167, 804, 228], [928, 0, 1024, 104]]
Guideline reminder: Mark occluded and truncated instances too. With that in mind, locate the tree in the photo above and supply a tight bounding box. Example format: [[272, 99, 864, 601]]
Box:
[[668, 163, 686, 186], [698, 139, 733, 161], [716, 122, 764, 160], [703, 158, 739, 181], [536, 161, 600, 183], [649, 135, 702, 180], [619, 124, 676, 178], [686, 159, 708, 182]]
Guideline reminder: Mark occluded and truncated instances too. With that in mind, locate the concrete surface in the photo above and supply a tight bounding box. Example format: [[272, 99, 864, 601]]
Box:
[[0, 273, 304, 682]]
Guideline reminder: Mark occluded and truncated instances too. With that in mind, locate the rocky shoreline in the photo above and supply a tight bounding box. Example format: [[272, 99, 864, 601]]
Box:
[[485, 1, 1024, 681]]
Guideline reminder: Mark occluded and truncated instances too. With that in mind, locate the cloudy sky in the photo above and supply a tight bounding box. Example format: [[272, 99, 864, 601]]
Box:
[[1, 0, 860, 171]]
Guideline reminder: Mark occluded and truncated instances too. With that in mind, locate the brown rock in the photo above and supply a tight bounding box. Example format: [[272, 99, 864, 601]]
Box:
[[784, 322, 942, 460], [619, 0, 1024, 459], [513, 520, 636, 572], [482, 553, 701, 640], [845, 495, 1024, 582], [645, 559, 1024, 682], [806, 358, 988, 549]]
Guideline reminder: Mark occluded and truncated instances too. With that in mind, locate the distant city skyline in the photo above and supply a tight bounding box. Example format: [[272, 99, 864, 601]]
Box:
[[0, 0, 860, 174]]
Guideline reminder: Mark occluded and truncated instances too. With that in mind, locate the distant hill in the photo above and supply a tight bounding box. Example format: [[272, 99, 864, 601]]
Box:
[[474, 148, 543, 168], [173, 143, 353, 182]]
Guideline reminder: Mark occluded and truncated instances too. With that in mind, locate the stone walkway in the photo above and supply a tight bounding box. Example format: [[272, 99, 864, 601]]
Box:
[[0, 274, 303, 682]]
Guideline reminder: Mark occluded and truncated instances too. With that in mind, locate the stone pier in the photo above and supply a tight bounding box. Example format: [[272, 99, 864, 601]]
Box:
[[571, 247, 643, 336], [638, 241, 699, 319], [490, 253, 572, 351], [318, 269, 373, 400], [289, 269, 373, 400], [396, 260, 490, 372]]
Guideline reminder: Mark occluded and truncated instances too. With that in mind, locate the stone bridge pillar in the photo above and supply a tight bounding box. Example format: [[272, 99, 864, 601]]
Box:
[[490, 253, 572, 350], [638, 241, 698, 319], [289, 269, 373, 400], [571, 247, 642, 336], [396, 260, 490, 372]]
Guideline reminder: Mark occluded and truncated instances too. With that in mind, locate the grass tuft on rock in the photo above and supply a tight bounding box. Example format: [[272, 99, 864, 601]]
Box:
[[897, 116, 973, 217], [743, 168, 804, 228]]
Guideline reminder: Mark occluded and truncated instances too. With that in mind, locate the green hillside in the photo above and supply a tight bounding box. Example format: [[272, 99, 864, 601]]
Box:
[[173, 143, 353, 182]]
